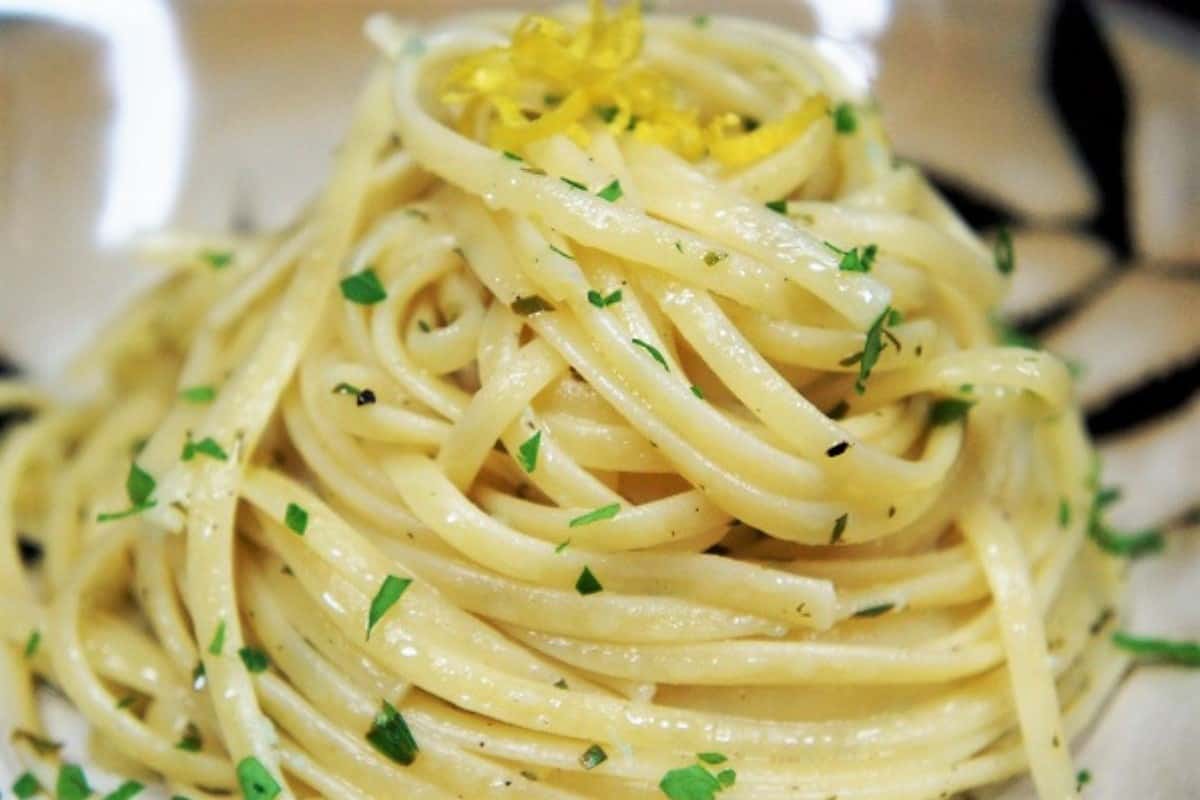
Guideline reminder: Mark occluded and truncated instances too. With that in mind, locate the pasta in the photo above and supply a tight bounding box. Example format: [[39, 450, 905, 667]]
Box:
[[1, 3, 1138, 798]]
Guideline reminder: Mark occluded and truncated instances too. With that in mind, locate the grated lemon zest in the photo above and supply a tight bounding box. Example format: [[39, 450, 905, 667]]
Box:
[[441, 1, 827, 166]]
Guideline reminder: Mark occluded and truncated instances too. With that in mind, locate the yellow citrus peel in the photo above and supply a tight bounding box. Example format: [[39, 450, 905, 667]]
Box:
[[440, 0, 829, 166]]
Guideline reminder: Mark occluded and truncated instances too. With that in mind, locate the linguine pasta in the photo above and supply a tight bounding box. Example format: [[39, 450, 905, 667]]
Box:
[[1, 4, 1132, 798]]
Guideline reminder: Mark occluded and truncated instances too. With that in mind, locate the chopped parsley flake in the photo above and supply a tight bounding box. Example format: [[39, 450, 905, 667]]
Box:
[[697, 752, 727, 765], [825, 241, 878, 273], [716, 769, 736, 788], [97, 462, 157, 522], [1076, 769, 1092, 791], [575, 566, 604, 595], [104, 780, 145, 800], [570, 503, 620, 527], [208, 619, 226, 655], [544, 93, 562, 106], [117, 693, 139, 709], [849, 305, 896, 394], [994, 226, 1015, 275], [1087, 485, 1163, 557], [201, 250, 233, 269], [659, 764, 722, 800], [366, 700, 419, 765], [830, 513, 848, 545], [702, 250, 728, 266], [595, 105, 619, 123], [631, 338, 669, 371], [181, 435, 228, 462], [549, 244, 576, 261], [56, 765, 91, 800], [511, 295, 556, 316], [832, 102, 857, 133], [339, 268, 388, 305], [285, 503, 308, 535], [23, 629, 39, 658], [180, 385, 216, 403], [854, 603, 896, 618], [175, 722, 202, 752], [12, 772, 40, 799], [691, 14, 710, 28], [765, 199, 788, 214], [367, 575, 413, 639], [674, 241, 684, 253], [580, 744, 608, 769], [332, 382, 361, 396], [1058, 498, 1071, 529], [554, 677, 569, 689], [690, 384, 705, 399], [597, 180, 623, 202], [929, 399, 974, 426], [238, 647, 270, 673], [555, 539, 571, 554], [236, 756, 281, 800], [418, 319, 432, 332], [587, 289, 623, 308], [1112, 632, 1200, 666], [502, 150, 523, 161], [561, 176, 588, 191], [517, 431, 541, 473]]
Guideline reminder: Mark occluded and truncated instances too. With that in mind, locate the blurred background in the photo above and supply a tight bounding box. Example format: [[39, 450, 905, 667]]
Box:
[[1, 0, 1197, 797]]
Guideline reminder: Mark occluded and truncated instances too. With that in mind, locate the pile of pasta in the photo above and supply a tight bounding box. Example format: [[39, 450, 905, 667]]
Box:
[[1, 3, 1128, 798]]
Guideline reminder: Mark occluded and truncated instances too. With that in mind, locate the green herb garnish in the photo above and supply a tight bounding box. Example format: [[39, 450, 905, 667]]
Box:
[[716, 769, 736, 788], [691, 14, 710, 28], [97, 462, 157, 522], [339, 268, 388, 305], [697, 753, 727, 765], [846, 305, 896, 394], [23, 629, 39, 658], [201, 250, 233, 270], [580, 743, 608, 769], [824, 241, 878, 273], [511, 295, 556, 316], [332, 382, 361, 395], [1087, 486, 1163, 557], [208, 619, 226, 655], [702, 250, 728, 266], [569, 503, 620, 527], [929, 399, 974, 426], [595, 105, 619, 123], [994, 226, 1015, 275], [549, 244, 576, 261], [502, 150, 523, 161], [181, 435, 228, 462], [366, 700, 419, 765], [180, 385, 216, 404], [631, 338, 669, 371], [555, 539, 571, 554], [830, 513, 848, 545], [284, 502, 308, 535], [561, 177, 587, 191], [517, 431, 541, 474], [238, 647, 270, 673], [597, 180, 623, 202], [575, 566, 604, 595], [832, 102, 857, 133], [1058, 498, 1071, 529], [1111, 632, 1199, 666], [1076, 769, 1092, 791], [690, 384, 705, 399], [853, 603, 896, 618], [56, 765, 91, 800], [104, 779, 145, 800], [175, 723, 202, 752], [367, 575, 413, 639], [587, 289, 623, 308], [12, 772, 40, 799], [765, 199, 787, 214], [236, 756, 281, 800], [659, 764, 721, 800]]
